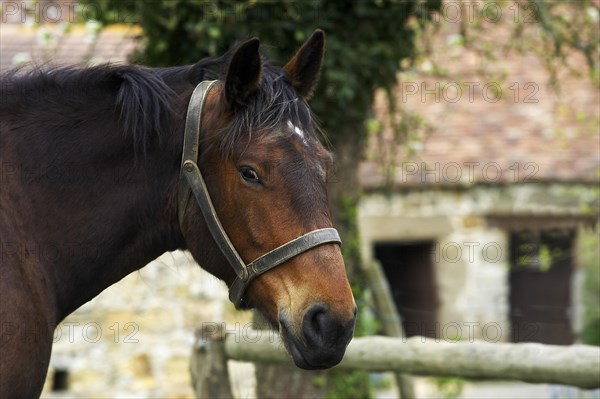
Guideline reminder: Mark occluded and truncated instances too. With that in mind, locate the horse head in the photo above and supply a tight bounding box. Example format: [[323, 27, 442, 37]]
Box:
[[180, 31, 356, 369]]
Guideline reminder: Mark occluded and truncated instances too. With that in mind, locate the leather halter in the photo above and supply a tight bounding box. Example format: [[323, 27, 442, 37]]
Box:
[[177, 81, 342, 309]]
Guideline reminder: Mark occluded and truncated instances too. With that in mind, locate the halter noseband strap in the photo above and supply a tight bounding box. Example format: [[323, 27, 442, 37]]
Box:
[[177, 81, 342, 309]]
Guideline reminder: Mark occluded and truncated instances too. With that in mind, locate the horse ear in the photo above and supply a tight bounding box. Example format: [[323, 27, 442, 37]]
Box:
[[225, 38, 262, 108], [284, 29, 325, 100]]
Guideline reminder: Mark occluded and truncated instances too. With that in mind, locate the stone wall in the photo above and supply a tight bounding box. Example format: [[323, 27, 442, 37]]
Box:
[[358, 182, 595, 343], [41, 251, 255, 398]]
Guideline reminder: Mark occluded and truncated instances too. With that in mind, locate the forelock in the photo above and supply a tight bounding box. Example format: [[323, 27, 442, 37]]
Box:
[[215, 64, 318, 158]]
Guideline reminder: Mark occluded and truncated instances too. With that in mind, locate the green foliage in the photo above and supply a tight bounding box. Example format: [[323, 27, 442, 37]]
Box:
[[312, 375, 327, 389], [578, 228, 600, 346], [369, 373, 394, 390], [338, 194, 361, 272], [538, 244, 552, 272], [325, 369, 372, 399], [84, 0, 441, 147], [431, 376, 465, 399], [333, 193, 375, 398]]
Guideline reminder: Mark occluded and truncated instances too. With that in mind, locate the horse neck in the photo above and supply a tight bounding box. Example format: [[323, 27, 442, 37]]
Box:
[[2, 76, 193, 324]]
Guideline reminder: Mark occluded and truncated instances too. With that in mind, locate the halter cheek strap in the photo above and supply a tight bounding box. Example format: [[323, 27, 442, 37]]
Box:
[[178, 81, 342, 309]]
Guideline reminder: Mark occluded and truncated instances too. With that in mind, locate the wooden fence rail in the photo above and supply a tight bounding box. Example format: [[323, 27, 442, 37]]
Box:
[[222, 331, 600, 390]]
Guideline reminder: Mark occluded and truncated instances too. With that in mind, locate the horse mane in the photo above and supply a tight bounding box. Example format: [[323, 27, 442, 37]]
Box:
[[1, 44, 320, 158], [214, 60, 319, 158], [159, 46, 321, 158], [1, 63, 176, 156]]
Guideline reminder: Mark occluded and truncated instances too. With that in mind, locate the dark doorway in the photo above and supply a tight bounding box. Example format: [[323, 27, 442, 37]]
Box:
[[374, 241, 439, 338], [51, 368, 69, 392], [509, 229, 576, 345]]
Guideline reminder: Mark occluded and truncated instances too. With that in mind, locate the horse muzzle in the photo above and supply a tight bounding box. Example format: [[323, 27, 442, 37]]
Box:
[[279, 303, 357, 369]]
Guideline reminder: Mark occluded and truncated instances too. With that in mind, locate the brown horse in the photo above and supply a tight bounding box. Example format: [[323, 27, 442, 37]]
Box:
[[0, 30, 356, 397]]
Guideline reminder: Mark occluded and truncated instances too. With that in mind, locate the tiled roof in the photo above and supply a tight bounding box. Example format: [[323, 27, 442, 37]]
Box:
[[361, 23, 599, 187]]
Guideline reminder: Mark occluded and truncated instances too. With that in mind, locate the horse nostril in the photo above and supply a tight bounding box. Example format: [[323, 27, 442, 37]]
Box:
[[285, 303, 356, 368], [303, 304, 328, 344], [303, 303, 352, 346]]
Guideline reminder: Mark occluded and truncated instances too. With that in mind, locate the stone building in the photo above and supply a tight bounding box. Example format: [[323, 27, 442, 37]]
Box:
[[358, 18, 599, 346]]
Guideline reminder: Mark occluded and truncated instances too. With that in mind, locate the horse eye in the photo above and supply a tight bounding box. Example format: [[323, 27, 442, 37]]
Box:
[[239, 166, 260, 183]]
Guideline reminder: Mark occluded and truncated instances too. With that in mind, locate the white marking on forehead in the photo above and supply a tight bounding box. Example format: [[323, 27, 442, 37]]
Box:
[[287, 120, 309, 146]]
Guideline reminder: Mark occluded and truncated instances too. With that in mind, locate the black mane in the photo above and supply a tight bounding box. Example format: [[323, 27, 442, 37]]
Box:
[[1, 64, 176, 156], [159, 47, 319, 158], [0, 44, 319, 158]]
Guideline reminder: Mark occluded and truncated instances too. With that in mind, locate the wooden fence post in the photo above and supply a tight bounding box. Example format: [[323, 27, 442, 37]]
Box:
[[190, 324, 233, 399], [364, 260, 415, 399]]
